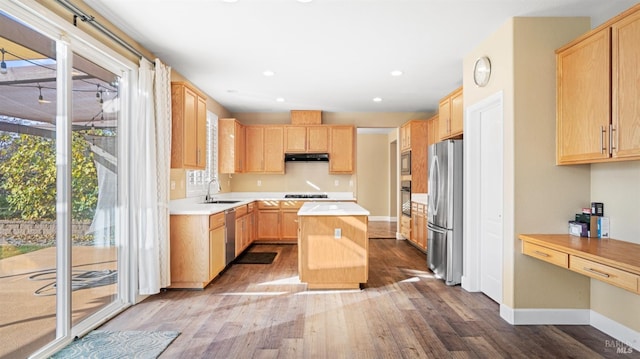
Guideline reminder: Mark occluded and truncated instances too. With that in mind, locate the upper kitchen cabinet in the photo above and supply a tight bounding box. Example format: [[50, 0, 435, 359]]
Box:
[[171, 82, 207, 169], [245, 125, 285, 173], [556, 5, 640, 164], [284, 126, 329, 153], [329, 125, 355, 174], [218, 118, 245, 173], [400, 120, 428, 193], [290, 110, 322, 125], [438, 86, 463, 141]]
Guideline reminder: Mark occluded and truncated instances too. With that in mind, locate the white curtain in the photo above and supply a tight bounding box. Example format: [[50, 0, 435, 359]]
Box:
[[154, 58, 172, 289], [131, 58, 171, 295]]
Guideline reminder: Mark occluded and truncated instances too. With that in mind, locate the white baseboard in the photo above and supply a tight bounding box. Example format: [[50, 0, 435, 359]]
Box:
[[500, 305, 640, 352], [500, 306, 590, 325], [369, 216, 394, 222], [591, 310, 640, 352]]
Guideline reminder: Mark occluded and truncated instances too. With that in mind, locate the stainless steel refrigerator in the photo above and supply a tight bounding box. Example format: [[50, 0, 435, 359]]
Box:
[[427, 139, 463, 286]]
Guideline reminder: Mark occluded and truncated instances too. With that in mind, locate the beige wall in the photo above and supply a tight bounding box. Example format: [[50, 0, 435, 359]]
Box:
[[590, 161, 640, 331], [463, 17, 592, 309], [230, 162, 355, 193], [356, 133, 391, 217]]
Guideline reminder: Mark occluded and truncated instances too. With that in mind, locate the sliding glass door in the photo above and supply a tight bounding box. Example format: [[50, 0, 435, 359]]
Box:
[[0, 3, 132, 357]]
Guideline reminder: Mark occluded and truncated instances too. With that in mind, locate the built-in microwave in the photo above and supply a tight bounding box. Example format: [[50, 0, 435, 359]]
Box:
[[401, 151, 411, 175]]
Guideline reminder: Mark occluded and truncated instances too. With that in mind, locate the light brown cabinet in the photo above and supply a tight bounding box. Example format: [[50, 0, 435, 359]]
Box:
[[410, 202, 426, 251], [171, 82, 207, 169], [284, 126, 329, 153], [438, 86, 463, 141], [556, 5, 640, 164], [400, 120, 428, 193], [218, 118, 245, 173], [400, 215, 411, 240], [329, 125, 355, 174], [235, 205, 252, 256], [298, 214, 368, 290], [400, 122, 412, 152], [520, 234, 640, 295], [169, 212, 225, 289], [291, 110, 322, 125], [245, 126, 284, 173], [256, 200, 304, 243]]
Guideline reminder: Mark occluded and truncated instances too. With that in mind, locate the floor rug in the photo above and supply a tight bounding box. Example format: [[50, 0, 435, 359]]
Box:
[[235, 251, 277, 264], [51, 330, 180, 359]]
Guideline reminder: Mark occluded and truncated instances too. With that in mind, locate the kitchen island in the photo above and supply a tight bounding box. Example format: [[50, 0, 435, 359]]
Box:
[[297, 202, 370, 290]]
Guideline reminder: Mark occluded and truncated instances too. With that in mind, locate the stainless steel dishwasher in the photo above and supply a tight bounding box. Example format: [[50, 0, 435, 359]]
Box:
[[224, 208, 236, 265]]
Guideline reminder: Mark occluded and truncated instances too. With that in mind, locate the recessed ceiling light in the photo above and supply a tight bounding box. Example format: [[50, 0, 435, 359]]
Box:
[[263, 70, 275, 77], [297, 0, 313, 3], [223, 0, 238, 3], [391, 70, 403, 76], [373, 97, 382, 102], [276, 97, 285, 102]]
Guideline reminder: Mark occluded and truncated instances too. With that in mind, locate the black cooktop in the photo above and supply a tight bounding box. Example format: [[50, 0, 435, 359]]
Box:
[[284, 194, 329, 199]]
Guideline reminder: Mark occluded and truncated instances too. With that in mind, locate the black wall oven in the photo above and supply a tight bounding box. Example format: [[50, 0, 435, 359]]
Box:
[[401, 180, 411, 217], [401, 151, 411, 175]]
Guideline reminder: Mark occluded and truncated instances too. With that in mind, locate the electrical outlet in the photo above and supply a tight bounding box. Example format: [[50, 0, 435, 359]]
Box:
[[334, 180, 339, 186], [257, 180, 262, 187], [334, 228, 341, 239], [170, 180, 176, 190]]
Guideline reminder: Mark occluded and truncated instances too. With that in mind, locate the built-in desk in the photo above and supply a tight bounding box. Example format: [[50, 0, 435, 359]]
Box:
[[519, 234, 640, 294]]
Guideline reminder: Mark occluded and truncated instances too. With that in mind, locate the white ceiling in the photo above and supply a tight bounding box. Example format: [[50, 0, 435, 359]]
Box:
[[84, 0, 637, 114]]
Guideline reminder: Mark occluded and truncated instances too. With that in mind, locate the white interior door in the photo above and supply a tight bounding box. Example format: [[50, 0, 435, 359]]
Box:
[[479, 102, 503, 303]]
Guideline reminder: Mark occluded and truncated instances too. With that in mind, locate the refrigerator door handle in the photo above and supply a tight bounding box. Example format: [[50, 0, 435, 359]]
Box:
[[427, 223, 447, 234], [428, 155, 440, 216]]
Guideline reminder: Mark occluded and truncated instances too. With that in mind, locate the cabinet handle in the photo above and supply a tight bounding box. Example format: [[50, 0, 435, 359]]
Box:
[[583, 267, 610, 278], [610, 124, 616, 153], [600, 126, 606, 154], [533, 250, 550, 257]]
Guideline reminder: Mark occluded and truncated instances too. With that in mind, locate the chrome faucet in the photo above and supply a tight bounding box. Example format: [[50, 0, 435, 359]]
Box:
[[206, 177, 222, 201]]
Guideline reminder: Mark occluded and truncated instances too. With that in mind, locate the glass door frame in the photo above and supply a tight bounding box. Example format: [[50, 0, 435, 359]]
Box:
[[1, 1, 136, 357]]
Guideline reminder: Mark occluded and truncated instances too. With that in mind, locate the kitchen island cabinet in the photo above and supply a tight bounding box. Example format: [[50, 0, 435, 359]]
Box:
[[298, 202, 370, 290]]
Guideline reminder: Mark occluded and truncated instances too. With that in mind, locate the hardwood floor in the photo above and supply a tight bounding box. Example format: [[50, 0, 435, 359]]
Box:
[[100, 239, 638, 358]]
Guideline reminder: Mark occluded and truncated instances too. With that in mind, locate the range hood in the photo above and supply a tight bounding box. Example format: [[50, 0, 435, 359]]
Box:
[[284, 153, 329, 162]]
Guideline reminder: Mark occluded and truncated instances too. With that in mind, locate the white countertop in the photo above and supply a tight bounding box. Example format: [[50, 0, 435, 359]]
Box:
[[297, 201, 370, 216], [170, 192, 356, 215]]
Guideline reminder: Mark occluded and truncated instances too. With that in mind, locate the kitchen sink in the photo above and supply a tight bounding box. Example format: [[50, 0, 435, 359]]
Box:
[[202, 200, 242, 204]]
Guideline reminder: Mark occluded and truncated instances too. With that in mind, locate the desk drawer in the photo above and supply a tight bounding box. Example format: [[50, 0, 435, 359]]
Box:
[[522, 241, 569, 268], [570, 256, 639, 292]]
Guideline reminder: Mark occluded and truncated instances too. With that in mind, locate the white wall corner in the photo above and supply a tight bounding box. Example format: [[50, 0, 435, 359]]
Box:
[[591, 310, 640, 352], [461, 276, 480, 292]]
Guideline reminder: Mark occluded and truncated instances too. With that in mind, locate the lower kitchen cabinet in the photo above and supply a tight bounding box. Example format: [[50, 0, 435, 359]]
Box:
[[400, 215, 411, 241], [256, 200, 304, 243], [235, 204, 253, 256], [410, 202, 426, 251], [170, 212, 226, 289]]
